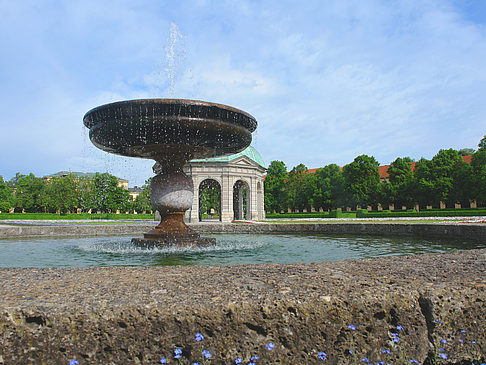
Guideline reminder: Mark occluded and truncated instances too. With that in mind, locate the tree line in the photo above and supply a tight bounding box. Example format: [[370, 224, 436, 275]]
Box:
[[264, 136, 486, 213], [0, 172, 152, 214]]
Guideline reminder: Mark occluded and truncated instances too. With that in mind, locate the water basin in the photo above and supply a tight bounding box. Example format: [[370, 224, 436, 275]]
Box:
[[0, 233, 483, 268]]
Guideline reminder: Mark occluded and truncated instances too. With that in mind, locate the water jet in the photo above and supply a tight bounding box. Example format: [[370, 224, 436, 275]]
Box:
[[83, 99, 257, 247]]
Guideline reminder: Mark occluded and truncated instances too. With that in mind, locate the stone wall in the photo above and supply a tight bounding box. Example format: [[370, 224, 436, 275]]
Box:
[[0, 249, 485, 364], [2, 221, 486, 243]]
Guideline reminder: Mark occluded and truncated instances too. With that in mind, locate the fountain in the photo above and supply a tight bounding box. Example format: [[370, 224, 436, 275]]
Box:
[[83, 98, 257, 247]]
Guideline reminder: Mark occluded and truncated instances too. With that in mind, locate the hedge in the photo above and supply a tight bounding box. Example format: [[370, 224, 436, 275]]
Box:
[[356, 209, 486, 218], [0, 212, 155, 220], [265, 211, 357, 219]]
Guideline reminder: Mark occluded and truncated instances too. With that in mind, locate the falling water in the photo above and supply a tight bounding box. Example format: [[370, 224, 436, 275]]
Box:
[[164, 22, 185, 97]]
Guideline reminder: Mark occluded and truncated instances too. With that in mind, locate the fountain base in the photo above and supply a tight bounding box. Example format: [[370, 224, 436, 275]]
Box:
[[131, 212, 216, 248]]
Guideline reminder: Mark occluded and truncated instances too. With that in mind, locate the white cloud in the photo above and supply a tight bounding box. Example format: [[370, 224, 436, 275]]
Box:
[[0, 0, 485, 182]]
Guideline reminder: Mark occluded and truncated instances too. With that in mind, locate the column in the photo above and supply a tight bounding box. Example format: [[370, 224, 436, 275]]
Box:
[[221, 174, 233, 223]]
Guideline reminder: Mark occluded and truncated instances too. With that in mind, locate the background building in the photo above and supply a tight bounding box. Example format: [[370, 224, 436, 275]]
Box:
[[184, 146, 266, 223]]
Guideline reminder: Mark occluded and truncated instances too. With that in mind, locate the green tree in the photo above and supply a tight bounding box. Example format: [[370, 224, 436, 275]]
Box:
[[471, 147, 486, 206], [91, 173, 130, 213], [386, 157, 415, 208], [77, 176, 95, 212], [264, 161, 288, 213], [458, 148, 475, 156], [449, 161, 474, 207], [478, 135, 486, 151], [9, 173, 45, 212], [414, 149, 464, 208], [313, 164, 344, 211], [342, 155, 380, 208], [0, 176, 14, 212], [287, 164, 315, 212], [133, 178, 153, 213], [41, 175, 79, 213], [200, 187, 221, 217]]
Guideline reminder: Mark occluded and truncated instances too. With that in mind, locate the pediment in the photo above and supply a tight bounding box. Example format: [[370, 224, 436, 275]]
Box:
[[230, 155, 259, 167]]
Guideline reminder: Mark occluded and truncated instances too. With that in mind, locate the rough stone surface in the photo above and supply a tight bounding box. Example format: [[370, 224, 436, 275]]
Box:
[[0, 249, 485, 364]]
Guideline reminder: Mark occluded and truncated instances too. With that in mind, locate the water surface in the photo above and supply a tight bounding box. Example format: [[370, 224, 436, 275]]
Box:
[[0, 233, 482, 268]]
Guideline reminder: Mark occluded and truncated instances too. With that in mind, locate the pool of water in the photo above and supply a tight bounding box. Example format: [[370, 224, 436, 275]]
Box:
[[0, 233, 483, 268]]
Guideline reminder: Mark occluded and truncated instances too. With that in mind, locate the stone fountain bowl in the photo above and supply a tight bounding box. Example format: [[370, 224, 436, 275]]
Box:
[[83, 99, 257, 161]]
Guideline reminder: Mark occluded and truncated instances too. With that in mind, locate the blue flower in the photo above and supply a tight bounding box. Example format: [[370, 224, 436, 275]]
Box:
[[249, 363, 256, 365], [348, 325, 356, 330], [377, 362, 385, 365], [361, 358, 370, 363], [458, 339, 464, 343], [195, 333, 204, 342], [235, 358, 242, 364], [382, 349, 391, 354], [160, 358, 167, 364], [174, 348, 183, 359], [393, 337, 400, 343], [410, 360, 419, 364], [69, 361, 79, 365], [318, 352, 327, 360], [202, 350, 212, 359], [441, 339, 447, 344], [266, 342, 275, 351], [472, 340, 477, 344], [440, 353, 448, 360], [460, 330, 466, 333], [193, 363, 200, 365], [251, 356, 260, 361], [396, 325, 404, 331]]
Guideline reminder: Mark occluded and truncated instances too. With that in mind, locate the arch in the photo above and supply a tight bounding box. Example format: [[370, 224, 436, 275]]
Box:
[[198, 179, 221, 222], [233, 179, 250, 220]]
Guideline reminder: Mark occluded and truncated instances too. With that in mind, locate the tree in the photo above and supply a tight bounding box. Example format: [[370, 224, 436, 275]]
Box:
[[0, 176, 14, 212], [10, 173, 45, 212], [458, 148, 475, 156], [287, 164, 315, 212], [133, 178, 153, 213], [200, 186, 220, 217], [77, 176, 95, 212], [264, 161, 288, 213], [313, 164, 344, 211], [414, 149, 464, 208], [342, 155, 380, 208], [478, 135, 486, 151], [40, 175, 79, 213], [386, 157, 415, 208], [449, 162, 474, 207], [91, 173, 130, 213], [471, 148, 486, 206]]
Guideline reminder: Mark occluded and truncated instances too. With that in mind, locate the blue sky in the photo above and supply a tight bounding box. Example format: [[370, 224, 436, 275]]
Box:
[[1, 0, 485, 186]]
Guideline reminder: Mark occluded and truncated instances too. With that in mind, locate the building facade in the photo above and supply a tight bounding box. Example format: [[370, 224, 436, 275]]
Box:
[[184, 146, 266, 223]]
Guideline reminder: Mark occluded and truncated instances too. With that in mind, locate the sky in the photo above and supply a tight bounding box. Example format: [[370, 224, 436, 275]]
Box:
[[1, 0, 485, 187]]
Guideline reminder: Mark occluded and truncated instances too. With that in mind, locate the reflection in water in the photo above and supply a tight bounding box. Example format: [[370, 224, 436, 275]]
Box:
[[0, 233, 482, 268]]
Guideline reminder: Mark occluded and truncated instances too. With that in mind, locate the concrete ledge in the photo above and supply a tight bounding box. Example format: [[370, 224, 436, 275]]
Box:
[[0, 223, 155, 238], [192, 222, 486, 242], [1, 221, 486, 243], [0, 249, 485, 363]]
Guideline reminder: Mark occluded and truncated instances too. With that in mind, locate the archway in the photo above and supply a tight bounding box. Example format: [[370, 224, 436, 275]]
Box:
[[233, 180, 250, 220], [198, 179, 221, 222]]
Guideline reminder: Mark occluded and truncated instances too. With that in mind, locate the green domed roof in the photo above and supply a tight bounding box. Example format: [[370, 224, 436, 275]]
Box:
[[190, 146, 265, 168]]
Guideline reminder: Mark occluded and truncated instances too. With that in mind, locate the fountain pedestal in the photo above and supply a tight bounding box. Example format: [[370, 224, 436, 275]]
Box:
[[132, 165, 215, 247]]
